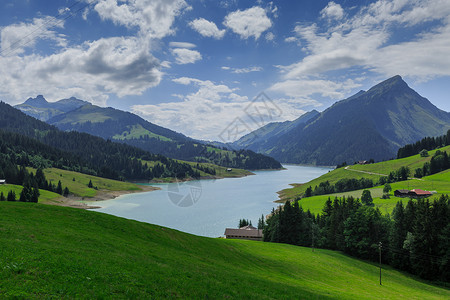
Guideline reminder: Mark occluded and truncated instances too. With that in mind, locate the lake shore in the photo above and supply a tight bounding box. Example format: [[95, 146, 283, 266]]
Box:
[[46, 185, 160, 209]]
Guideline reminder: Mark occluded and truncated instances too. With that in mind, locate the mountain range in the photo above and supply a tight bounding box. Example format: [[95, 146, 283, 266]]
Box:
[[232, 75, 450, 165], [14, 76, 450, 166], [14, 97, 281, 170]]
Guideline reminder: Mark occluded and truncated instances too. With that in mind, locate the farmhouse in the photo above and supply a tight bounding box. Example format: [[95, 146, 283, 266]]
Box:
[[0, 179, 5, 185], [394, 189, 432, 198], [394, 189, 410, 197], [224, 225, 263, 241], [408, 189, 432, 198]]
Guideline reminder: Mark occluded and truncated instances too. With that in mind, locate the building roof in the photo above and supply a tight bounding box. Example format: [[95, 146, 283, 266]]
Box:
[[224, 228, 263, 238], [394, 189, 410, 194], [410, 189, 432, 195]]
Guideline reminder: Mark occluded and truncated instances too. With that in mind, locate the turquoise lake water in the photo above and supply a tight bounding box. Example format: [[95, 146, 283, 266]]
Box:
[[91, 165, 331, 237]]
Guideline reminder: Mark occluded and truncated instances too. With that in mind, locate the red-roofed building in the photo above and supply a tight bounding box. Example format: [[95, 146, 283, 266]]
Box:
[[408, 189, 432, 198]]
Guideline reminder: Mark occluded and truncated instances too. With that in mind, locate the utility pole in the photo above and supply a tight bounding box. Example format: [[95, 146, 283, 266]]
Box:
[[379, 242, 382, 285]]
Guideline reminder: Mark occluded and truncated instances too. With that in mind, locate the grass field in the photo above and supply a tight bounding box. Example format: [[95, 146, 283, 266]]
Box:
[[279, 146, 450, 215], [0, 184, 61, 203], [0, 202, 448, 299], [32, 168, 142, 198]]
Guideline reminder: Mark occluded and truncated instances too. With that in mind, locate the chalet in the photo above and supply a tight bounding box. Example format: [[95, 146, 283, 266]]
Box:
[[0, 179, 5, 185], [394, 189, 410, 197], [358, 160, 368, 165], [394, 189, 432, 198], [408, 189, 432, 198], [224, 225, 263, 241], [226, 168, 232, 172]]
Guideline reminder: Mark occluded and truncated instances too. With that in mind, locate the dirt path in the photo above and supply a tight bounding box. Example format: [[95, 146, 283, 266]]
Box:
[[344, 166, 388, 176]]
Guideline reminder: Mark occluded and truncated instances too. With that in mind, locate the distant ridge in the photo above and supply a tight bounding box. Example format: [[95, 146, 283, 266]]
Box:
[[233, 75, 450, 165], [15, 95, 89, 121]]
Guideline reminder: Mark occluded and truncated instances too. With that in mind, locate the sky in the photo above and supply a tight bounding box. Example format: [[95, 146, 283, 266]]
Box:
[[1, 0, 450, 141]]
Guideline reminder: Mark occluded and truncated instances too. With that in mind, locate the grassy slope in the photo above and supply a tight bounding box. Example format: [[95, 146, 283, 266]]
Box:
[[0, 202, 448, 299], [33, 168, 142, 198], [112, 124, 172, 141], [279, 146, 450, 215], [0, 184, 61, 202]]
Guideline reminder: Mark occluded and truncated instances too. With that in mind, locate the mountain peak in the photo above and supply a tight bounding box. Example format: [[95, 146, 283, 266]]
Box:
[[24, 95, 49, 107], [367, 75, 408, 95]]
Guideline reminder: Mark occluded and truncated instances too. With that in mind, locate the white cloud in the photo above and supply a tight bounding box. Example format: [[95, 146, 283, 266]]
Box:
[[0, 16, 66, 56], [282, 0, 450, 80], [265, 32, 275, 41], [223, 6, 272, 40], [320, 2, 344, 20], [132, 77, 305, 140], [171, 48, 202, 64], [222, 66, 263, 74], [269, 78, 361, 100], [169, 41, 196, 49], [0, 1, 195, 104], [284, 36, 298, 43], [0, 35, 162, 105], [93, 0, 189, 39], [189, 18, 226, 39]]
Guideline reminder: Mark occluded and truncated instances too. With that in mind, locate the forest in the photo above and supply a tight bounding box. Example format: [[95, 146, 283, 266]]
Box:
[[0, 102, 201, 181], [397, 129, 450, 159], [262, 195, 449, 282]]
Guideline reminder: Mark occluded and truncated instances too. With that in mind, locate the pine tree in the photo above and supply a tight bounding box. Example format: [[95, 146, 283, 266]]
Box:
[[88, 179, 93, 188], [7, 190, 16, 201], [56, 180, 63, 195], [63, 187, 70, 197], [0, 192, 5, 201]]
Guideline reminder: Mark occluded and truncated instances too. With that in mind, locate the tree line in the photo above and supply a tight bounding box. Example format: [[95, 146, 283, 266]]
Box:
[[303, 166, 411, 198], [262, 195, 449, 282], [397, 129, 450, 159], [52, 109, 282, 170], [0, 164, 70, 202], [0, 102, 203, 181]]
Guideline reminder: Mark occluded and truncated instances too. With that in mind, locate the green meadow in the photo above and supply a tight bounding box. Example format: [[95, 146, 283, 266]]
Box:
[[0, 202, 448, 299], [279, 146, 450, 215]]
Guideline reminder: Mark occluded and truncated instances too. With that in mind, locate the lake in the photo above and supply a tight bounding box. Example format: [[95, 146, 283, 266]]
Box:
[[91, 165, 332, 237]]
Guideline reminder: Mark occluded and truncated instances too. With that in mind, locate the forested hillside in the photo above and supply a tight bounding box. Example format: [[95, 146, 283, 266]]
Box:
[[0, 102, 202, 181], [15, 100, 282, 170]]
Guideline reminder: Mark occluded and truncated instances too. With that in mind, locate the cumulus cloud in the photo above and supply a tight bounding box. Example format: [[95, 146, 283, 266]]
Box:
[[320, 2, 344, 20], [189, 18, 226, 39], [0, 16, 66, 55], [281, 0, 450, 81], [0, 36, 162, 104], [131, 77, 305, 140], [94, 0, 190, 39], [0, 0, 194, 104], [223, 6, 272, 40], [171, 48, 202, 64]]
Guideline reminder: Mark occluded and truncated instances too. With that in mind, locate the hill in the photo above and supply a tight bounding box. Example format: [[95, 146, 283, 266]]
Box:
[[279, 145, 450, 215], [15, 97, 281, 170], [234, 76, 450, 165], [0, 202, 448, 298], [0, 102, 222, 181]]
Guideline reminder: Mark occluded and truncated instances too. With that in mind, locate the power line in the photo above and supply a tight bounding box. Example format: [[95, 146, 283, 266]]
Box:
[[0, 0, 97, 57]]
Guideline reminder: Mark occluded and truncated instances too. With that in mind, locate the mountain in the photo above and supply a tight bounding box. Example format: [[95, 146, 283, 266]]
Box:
[[233, 110, 320, 152], [18, 101, 281, 170], [0, 101, 207, 181], [14, 95, 89, 121], [234, 75, 450, 165]]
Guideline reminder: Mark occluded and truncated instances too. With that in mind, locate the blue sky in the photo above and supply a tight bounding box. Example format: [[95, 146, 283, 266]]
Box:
[[1, 0, 450, 140]]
